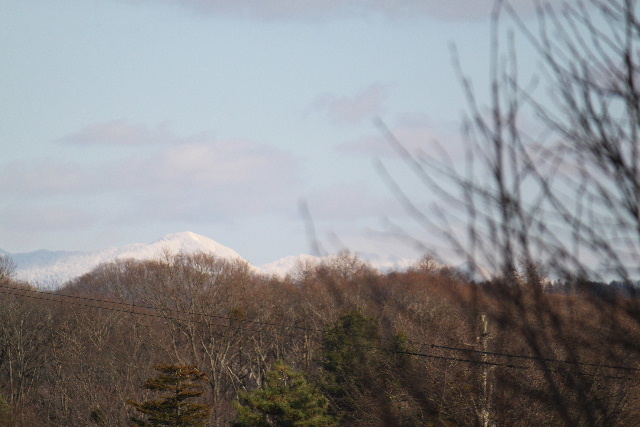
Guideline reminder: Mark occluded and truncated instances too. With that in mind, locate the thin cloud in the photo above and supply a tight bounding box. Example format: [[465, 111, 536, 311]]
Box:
[[2, 125, 301, 228], [119, 136, 301, 221], [126, 137, 298, 190], [338, 113, 459, 159], [58, 120, 178, 146], [305, 181, 403, 221], [0, 160, 98, 196], [312, 84, 388, 125], [1, 204, 96, 232]]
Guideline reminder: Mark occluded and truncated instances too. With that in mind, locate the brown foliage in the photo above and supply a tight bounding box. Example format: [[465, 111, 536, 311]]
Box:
[[1, 250, 638, 426]]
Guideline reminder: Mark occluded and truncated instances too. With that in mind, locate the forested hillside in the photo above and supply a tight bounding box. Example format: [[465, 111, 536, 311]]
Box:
[[2, 0, 639, 425], [1, 252, 639, 426]]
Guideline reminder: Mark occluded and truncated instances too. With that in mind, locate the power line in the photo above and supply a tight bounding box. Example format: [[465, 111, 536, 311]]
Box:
[[429, 344, 640, 372], [396, 350, 632, 381], [0, 284, 318, 332], [0, 284, 637, 377], [396, 349, 528, 370], [0, 285, 310, 343]]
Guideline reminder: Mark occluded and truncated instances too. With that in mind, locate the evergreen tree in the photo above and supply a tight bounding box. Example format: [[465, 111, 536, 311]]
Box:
[[127, 364, 211, 427], [320, 310, 380, 407], [319, 311, 425, 426], [232, 361, 336, 427]]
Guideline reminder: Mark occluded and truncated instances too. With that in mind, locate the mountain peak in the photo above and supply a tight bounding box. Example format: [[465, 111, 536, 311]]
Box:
[[160, 231, 203, 242], [9, 232, 420, 290], [12, 232, 244, 289], [149, 232, 243, 259]]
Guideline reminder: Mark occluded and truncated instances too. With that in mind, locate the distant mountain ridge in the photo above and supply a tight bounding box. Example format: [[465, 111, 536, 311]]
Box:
[[8, 232, 245, 289], [4, 231, 418, 290]]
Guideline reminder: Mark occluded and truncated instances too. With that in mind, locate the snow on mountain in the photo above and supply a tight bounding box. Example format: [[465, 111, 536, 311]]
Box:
[[257, 254, 324, 277], [11, 249, 81, 270], [257, 252, 420, 278], [10, 232, 245, 289], [356, 252, 418, 273], [5, 231, 422, 290]]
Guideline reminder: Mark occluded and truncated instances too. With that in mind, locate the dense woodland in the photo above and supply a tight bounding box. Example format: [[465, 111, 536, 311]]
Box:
[[1, 252, 640, 427], [3, 0, 640, 425]]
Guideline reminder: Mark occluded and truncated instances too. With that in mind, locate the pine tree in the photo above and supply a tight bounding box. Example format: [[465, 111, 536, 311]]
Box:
[[320, 310, 380, 407], [232, 361, 336, 427], [127, 364, 211, 427]]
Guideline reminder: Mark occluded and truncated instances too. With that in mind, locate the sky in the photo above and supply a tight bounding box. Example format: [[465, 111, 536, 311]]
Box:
[[0, 0, 539, 266]]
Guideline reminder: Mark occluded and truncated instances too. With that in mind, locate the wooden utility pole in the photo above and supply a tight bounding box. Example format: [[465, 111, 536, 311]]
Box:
[[478, 313, 493, 427]]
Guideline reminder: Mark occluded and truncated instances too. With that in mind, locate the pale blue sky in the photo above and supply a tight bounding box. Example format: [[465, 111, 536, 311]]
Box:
[[0, 0, 537, 265]]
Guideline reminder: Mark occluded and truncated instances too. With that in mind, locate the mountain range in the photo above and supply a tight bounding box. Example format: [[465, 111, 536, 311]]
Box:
[[3, 232, 416, 289]]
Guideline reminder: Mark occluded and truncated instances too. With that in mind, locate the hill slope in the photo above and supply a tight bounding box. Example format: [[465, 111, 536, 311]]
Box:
[[10, 232, 244, 289], [5, 232, 421, 289]]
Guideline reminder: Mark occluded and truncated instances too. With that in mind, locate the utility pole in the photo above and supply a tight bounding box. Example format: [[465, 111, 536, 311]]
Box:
[[478, 313, 493, 427]]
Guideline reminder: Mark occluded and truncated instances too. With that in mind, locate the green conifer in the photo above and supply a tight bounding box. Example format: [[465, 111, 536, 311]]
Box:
[[232, 361, 336, 427], [127, 364, 211, 427]]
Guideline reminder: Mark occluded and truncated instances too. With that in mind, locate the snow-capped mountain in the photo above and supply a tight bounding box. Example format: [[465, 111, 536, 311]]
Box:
[[258, 253, 417, 278], [355, 252, 419, 272], [4, 232, 421, 290], [9, 232, 244, 289], [258, 254, 324, 277]]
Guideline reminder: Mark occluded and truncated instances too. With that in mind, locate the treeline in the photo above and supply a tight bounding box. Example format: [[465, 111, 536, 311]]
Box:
[[1, 252, 640, 426]]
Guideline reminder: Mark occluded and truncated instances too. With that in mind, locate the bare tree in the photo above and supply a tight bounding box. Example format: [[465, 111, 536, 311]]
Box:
[[383, 0, 640, 425], [385, 0, 639, 281], [0, 256, 16, 285]]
